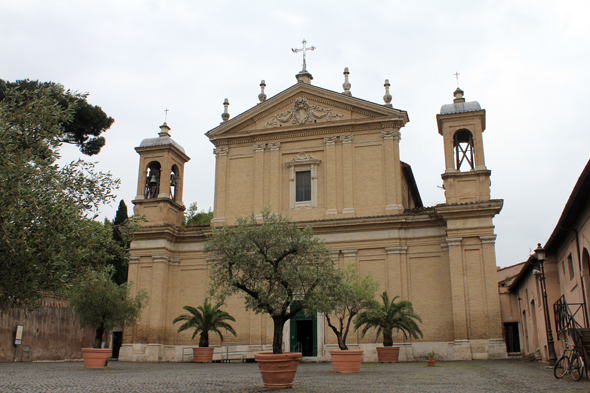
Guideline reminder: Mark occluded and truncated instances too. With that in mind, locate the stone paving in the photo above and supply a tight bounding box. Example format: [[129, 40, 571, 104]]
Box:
[[0, 359, 588, 392]]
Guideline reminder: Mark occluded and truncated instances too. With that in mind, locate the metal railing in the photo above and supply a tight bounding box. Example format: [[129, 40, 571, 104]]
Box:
[[554, 295, 588, 379]]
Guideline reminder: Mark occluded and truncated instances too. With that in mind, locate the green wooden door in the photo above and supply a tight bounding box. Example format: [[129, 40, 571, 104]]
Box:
[[290, 307, 317, 356]]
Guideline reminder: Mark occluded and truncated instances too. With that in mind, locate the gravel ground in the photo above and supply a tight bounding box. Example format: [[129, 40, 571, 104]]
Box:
[[0, 359, 588, 392]]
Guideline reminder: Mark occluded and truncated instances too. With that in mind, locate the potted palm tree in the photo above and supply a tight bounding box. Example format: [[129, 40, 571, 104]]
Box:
[[354, 291, 422, 363], [173, 298, 236, 363], [204, 210, 340, 388], [427, 350, 436, 367], [68, 268, 148, 369], [306, 265, 378, 373]]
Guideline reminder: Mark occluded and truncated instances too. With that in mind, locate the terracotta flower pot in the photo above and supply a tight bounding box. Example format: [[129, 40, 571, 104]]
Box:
[[427, 359, 436, 367], [254, 352, 302, 389], [376, 346, 400, 363], [81, 348, 111, 369], [330, 349, 364, 373], [193, 347, 215, 363]]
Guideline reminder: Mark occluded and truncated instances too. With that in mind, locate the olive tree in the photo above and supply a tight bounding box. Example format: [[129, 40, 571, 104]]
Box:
[[306, 265, 379, 350], [203, 209, 339, 354]]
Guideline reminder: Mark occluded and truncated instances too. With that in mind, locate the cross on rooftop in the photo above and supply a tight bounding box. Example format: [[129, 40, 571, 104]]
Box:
[[292, 39, 316, 72], [164, 108, 169, 122], [454, 72, 460, 87]]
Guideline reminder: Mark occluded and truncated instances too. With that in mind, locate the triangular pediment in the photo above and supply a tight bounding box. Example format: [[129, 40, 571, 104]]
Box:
[[206, 83, 409, 141]]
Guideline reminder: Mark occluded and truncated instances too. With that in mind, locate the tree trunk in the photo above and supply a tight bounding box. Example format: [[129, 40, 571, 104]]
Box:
[[272, 316, 286, 354], [326, 315, 348, 350], [383, 330, 393, 347], [199, 331, 209, 348], [94, 325, 105, 349]]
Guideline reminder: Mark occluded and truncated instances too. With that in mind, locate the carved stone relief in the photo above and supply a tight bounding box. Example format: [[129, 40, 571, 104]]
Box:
[[214, 147, 229, 156], [264, 97, 343, 128]]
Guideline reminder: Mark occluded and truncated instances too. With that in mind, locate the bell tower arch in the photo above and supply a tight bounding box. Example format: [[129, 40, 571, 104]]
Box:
[[133, 122, 190, 226], [437, 88, 490, 204]]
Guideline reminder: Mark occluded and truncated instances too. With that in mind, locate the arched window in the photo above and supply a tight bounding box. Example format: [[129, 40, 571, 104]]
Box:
[[454, 129, 474, 171], [170, 165, 179, 201], [145, 161, 161, 199]]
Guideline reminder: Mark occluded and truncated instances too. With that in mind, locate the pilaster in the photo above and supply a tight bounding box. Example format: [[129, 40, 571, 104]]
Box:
[[212, 147, 228, 225], [324, 137, 338, 215], [385, 245, 408, 300], [268, 142, 281, 212], [447, 236, 468, 340], [148, 255, 170, 344], [254, 143, 266, 219], [342, 248, 358, 268], [382, 129, 403, 214], [340, 135, 355, 214]]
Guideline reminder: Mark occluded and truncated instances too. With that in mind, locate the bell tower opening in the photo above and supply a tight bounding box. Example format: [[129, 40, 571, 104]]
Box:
[[170, 165, 179, 201], [145, 161, 161, 199], [454, 129, 474, 171]]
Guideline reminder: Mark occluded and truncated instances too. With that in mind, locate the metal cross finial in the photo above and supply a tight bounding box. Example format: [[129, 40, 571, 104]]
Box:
[[292, 39, 316, 72], [454, 72, 460, 87], [164, 108, 169, 122]]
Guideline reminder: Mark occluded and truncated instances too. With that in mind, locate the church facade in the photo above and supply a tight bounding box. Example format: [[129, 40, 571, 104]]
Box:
[[119, 68, 507, 362]]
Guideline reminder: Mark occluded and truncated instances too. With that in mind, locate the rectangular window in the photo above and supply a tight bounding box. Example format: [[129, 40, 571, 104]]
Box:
[[568, 254, 575, 280], [296, 171, 311, 202]]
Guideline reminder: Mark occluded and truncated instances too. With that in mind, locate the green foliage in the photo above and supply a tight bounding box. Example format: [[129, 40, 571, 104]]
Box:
[[203, 208, 339, 354], [354, 291, 423, 347], [110, 200, 130, 285], [68, 267, 148, 348], [183, 202, 213, 226], [306, 265, 379, 350], [172, 298, 236, 347], [0, 83, 120, 309], [427, 350, 436, 360], [0, 79, 114, 156]]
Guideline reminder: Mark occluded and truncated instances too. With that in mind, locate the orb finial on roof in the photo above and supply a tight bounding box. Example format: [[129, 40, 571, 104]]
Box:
[[342, 67, 352, 96], [221, 98, 230, 123], [383, 79, 392, 108], [258, 80, 267, 103]]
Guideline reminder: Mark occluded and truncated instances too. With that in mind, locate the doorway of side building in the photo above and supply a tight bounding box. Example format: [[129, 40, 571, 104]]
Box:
[[504, 322, 521, 353], [290, 307, 317, 357]]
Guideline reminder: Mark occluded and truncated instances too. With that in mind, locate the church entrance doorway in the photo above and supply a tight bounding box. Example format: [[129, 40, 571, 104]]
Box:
[[290, 307, 317, 357]]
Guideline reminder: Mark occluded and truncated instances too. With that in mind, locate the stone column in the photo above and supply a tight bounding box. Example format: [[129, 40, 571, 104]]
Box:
[[385, 245, 408, 299], [123, 256, 141, 345], [268, 142, 281, 212], [340, 135, 355, 214], [324, 137, 338, 215], [211, 147, 228, 225], [382, 129, 403, 214], [254, 143, 266, 219]]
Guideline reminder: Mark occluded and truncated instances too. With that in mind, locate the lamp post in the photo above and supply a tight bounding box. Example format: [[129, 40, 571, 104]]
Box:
[[535, 243, 558, 365]]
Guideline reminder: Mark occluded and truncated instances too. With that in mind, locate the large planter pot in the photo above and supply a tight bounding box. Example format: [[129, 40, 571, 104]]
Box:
[[330, 349, 364, 373], [254, 352, 302, 389], [193, 347, 215, 363], [376, 346, 400, 363], [427, 359, 436, 367], [81, 348, 111, 369]]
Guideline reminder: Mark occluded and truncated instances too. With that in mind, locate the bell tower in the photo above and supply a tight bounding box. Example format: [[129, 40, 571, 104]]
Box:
[[437, 88, 490, 204], [132, 122, 190, 226]]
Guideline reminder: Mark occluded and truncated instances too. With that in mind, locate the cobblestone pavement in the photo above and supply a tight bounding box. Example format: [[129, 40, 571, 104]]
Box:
[[0, 359, 588, 393]]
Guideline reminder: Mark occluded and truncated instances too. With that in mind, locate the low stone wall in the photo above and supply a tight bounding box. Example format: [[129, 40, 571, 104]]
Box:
[[0, 296, 95, 362], [119, 339, 508, 363]]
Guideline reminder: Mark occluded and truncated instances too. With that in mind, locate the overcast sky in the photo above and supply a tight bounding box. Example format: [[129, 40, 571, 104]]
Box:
[[2, 0, 589, 268]]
